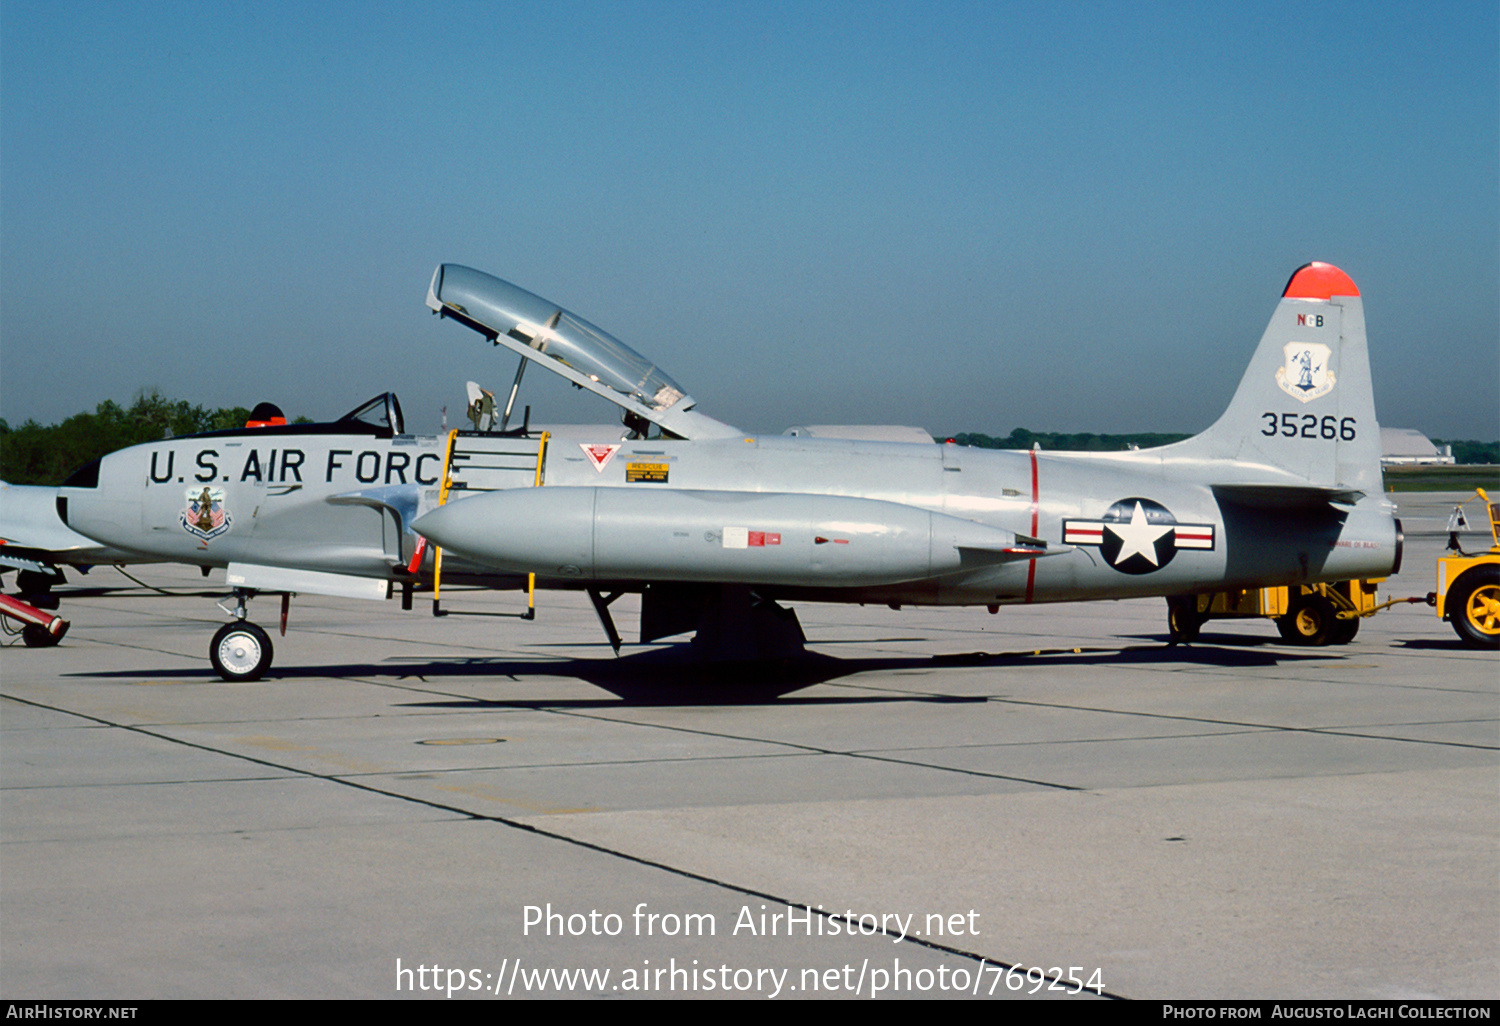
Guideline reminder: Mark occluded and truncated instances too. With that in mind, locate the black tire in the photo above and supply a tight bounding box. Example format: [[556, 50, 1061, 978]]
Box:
[[22, 623, 62, 647], [1276, 593, 1337, 646], [16, 570, 56, 595], [1166, 596, 1202, 644], [210, 621, 273, 681], [1449, 565, 1500, 649], [1327, 614, 1360, 646]]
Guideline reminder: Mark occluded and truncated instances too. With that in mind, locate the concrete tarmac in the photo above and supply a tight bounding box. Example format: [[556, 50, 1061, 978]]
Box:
[[2, 494, 1495, 999]]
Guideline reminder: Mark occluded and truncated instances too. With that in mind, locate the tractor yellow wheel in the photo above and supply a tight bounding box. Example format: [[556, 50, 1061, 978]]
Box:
[[1451, 567, 1500, 649], [1277, 593, 1336, 646]]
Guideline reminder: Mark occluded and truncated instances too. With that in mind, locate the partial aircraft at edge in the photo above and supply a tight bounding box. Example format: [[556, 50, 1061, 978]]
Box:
[[1, 262, 1404, 679]]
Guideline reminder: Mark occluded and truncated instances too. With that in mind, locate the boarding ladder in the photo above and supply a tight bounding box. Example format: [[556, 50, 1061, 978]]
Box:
[[430, 430, 549, 616]]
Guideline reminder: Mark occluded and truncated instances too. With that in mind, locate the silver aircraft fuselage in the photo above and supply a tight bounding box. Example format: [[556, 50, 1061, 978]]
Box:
[[15, 259, 1401, 677], [56, 413, 1398, 608]]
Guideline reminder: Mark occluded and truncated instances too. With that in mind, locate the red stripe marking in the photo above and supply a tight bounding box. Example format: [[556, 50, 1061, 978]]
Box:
[[1025, 450, 1039, 603]]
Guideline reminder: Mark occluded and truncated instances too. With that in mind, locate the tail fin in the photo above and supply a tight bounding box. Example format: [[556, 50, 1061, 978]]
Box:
[[1167, 262, 1381, 495]]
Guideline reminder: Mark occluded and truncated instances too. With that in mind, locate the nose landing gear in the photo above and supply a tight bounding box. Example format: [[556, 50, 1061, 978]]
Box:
[[210, 620, 274, 681], [209, 588, 277, 681]]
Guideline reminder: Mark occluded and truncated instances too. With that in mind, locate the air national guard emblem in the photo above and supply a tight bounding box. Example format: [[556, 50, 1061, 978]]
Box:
[[1062, 498, 1215, 575], [181, 487, 232, 541], [1275, 342, 1335, 403]]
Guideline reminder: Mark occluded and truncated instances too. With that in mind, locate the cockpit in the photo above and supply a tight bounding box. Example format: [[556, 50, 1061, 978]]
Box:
[[426, 265, 739, 440]]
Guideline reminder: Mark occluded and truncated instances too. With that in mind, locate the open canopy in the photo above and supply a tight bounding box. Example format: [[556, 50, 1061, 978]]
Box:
[[426, 265, 738, 439]]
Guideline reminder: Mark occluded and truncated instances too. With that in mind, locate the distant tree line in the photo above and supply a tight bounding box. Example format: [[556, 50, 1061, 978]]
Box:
[[3, 395, 1494, 487], [947, 428, 1193, 452], [0, 391, 264, 486], [1433, 439, 1500, 465]]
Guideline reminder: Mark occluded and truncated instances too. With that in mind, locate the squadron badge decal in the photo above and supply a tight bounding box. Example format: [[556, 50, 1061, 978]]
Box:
[[1276, 342, 1335, 402], [1063, 498, 1214, 575], [182, 486, 232, 541]]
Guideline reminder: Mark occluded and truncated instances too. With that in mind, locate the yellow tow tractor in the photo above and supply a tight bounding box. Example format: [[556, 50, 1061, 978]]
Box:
[[1166, 579, 1383, 647], [1166, 489, 1500, 649], [1434, 488, 1500, 648]]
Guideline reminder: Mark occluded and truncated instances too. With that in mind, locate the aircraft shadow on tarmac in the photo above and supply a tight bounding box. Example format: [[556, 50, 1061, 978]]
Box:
[[1388, 638, 1490, 651], [63, 638, 1343, 706]]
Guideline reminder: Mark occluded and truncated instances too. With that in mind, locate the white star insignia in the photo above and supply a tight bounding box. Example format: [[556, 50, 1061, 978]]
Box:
[[1106, 501, 1173, 566]]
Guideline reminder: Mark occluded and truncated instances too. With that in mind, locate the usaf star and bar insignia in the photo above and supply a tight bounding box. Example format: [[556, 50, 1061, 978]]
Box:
[[1062, 498, 1214, 575]]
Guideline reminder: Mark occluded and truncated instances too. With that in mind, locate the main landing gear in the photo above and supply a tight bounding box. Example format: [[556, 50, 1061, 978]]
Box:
[[1165, 595, 1203, 644]]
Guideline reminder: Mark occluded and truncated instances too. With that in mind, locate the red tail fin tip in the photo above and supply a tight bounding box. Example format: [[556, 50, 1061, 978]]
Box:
[[1282, 262, 1360, 300]]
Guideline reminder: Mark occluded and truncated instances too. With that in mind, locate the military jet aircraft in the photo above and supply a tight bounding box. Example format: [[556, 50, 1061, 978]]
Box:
[[9, 261, 1399, 679]]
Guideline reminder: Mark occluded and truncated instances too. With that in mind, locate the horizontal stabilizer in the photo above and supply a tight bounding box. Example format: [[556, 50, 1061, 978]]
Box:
[[1212, 484, 1366, 509]]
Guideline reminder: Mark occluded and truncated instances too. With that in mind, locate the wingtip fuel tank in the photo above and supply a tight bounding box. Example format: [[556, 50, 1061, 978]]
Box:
[[412, 487, 1054, 588]]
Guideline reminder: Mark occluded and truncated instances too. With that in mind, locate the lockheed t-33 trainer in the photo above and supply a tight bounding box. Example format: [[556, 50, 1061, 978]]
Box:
[[12, 261, 1410, 678]]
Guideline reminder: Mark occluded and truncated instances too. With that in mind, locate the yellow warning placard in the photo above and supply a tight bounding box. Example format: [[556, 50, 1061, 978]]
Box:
[[625, 462, 670, 483]]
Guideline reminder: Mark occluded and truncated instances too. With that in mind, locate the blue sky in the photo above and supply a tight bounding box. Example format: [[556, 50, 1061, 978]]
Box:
[[2, 0, 1496, 439]]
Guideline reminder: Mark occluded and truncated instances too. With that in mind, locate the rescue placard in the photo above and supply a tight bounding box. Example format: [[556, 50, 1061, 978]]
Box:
[[625, 462, 670, 483]]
